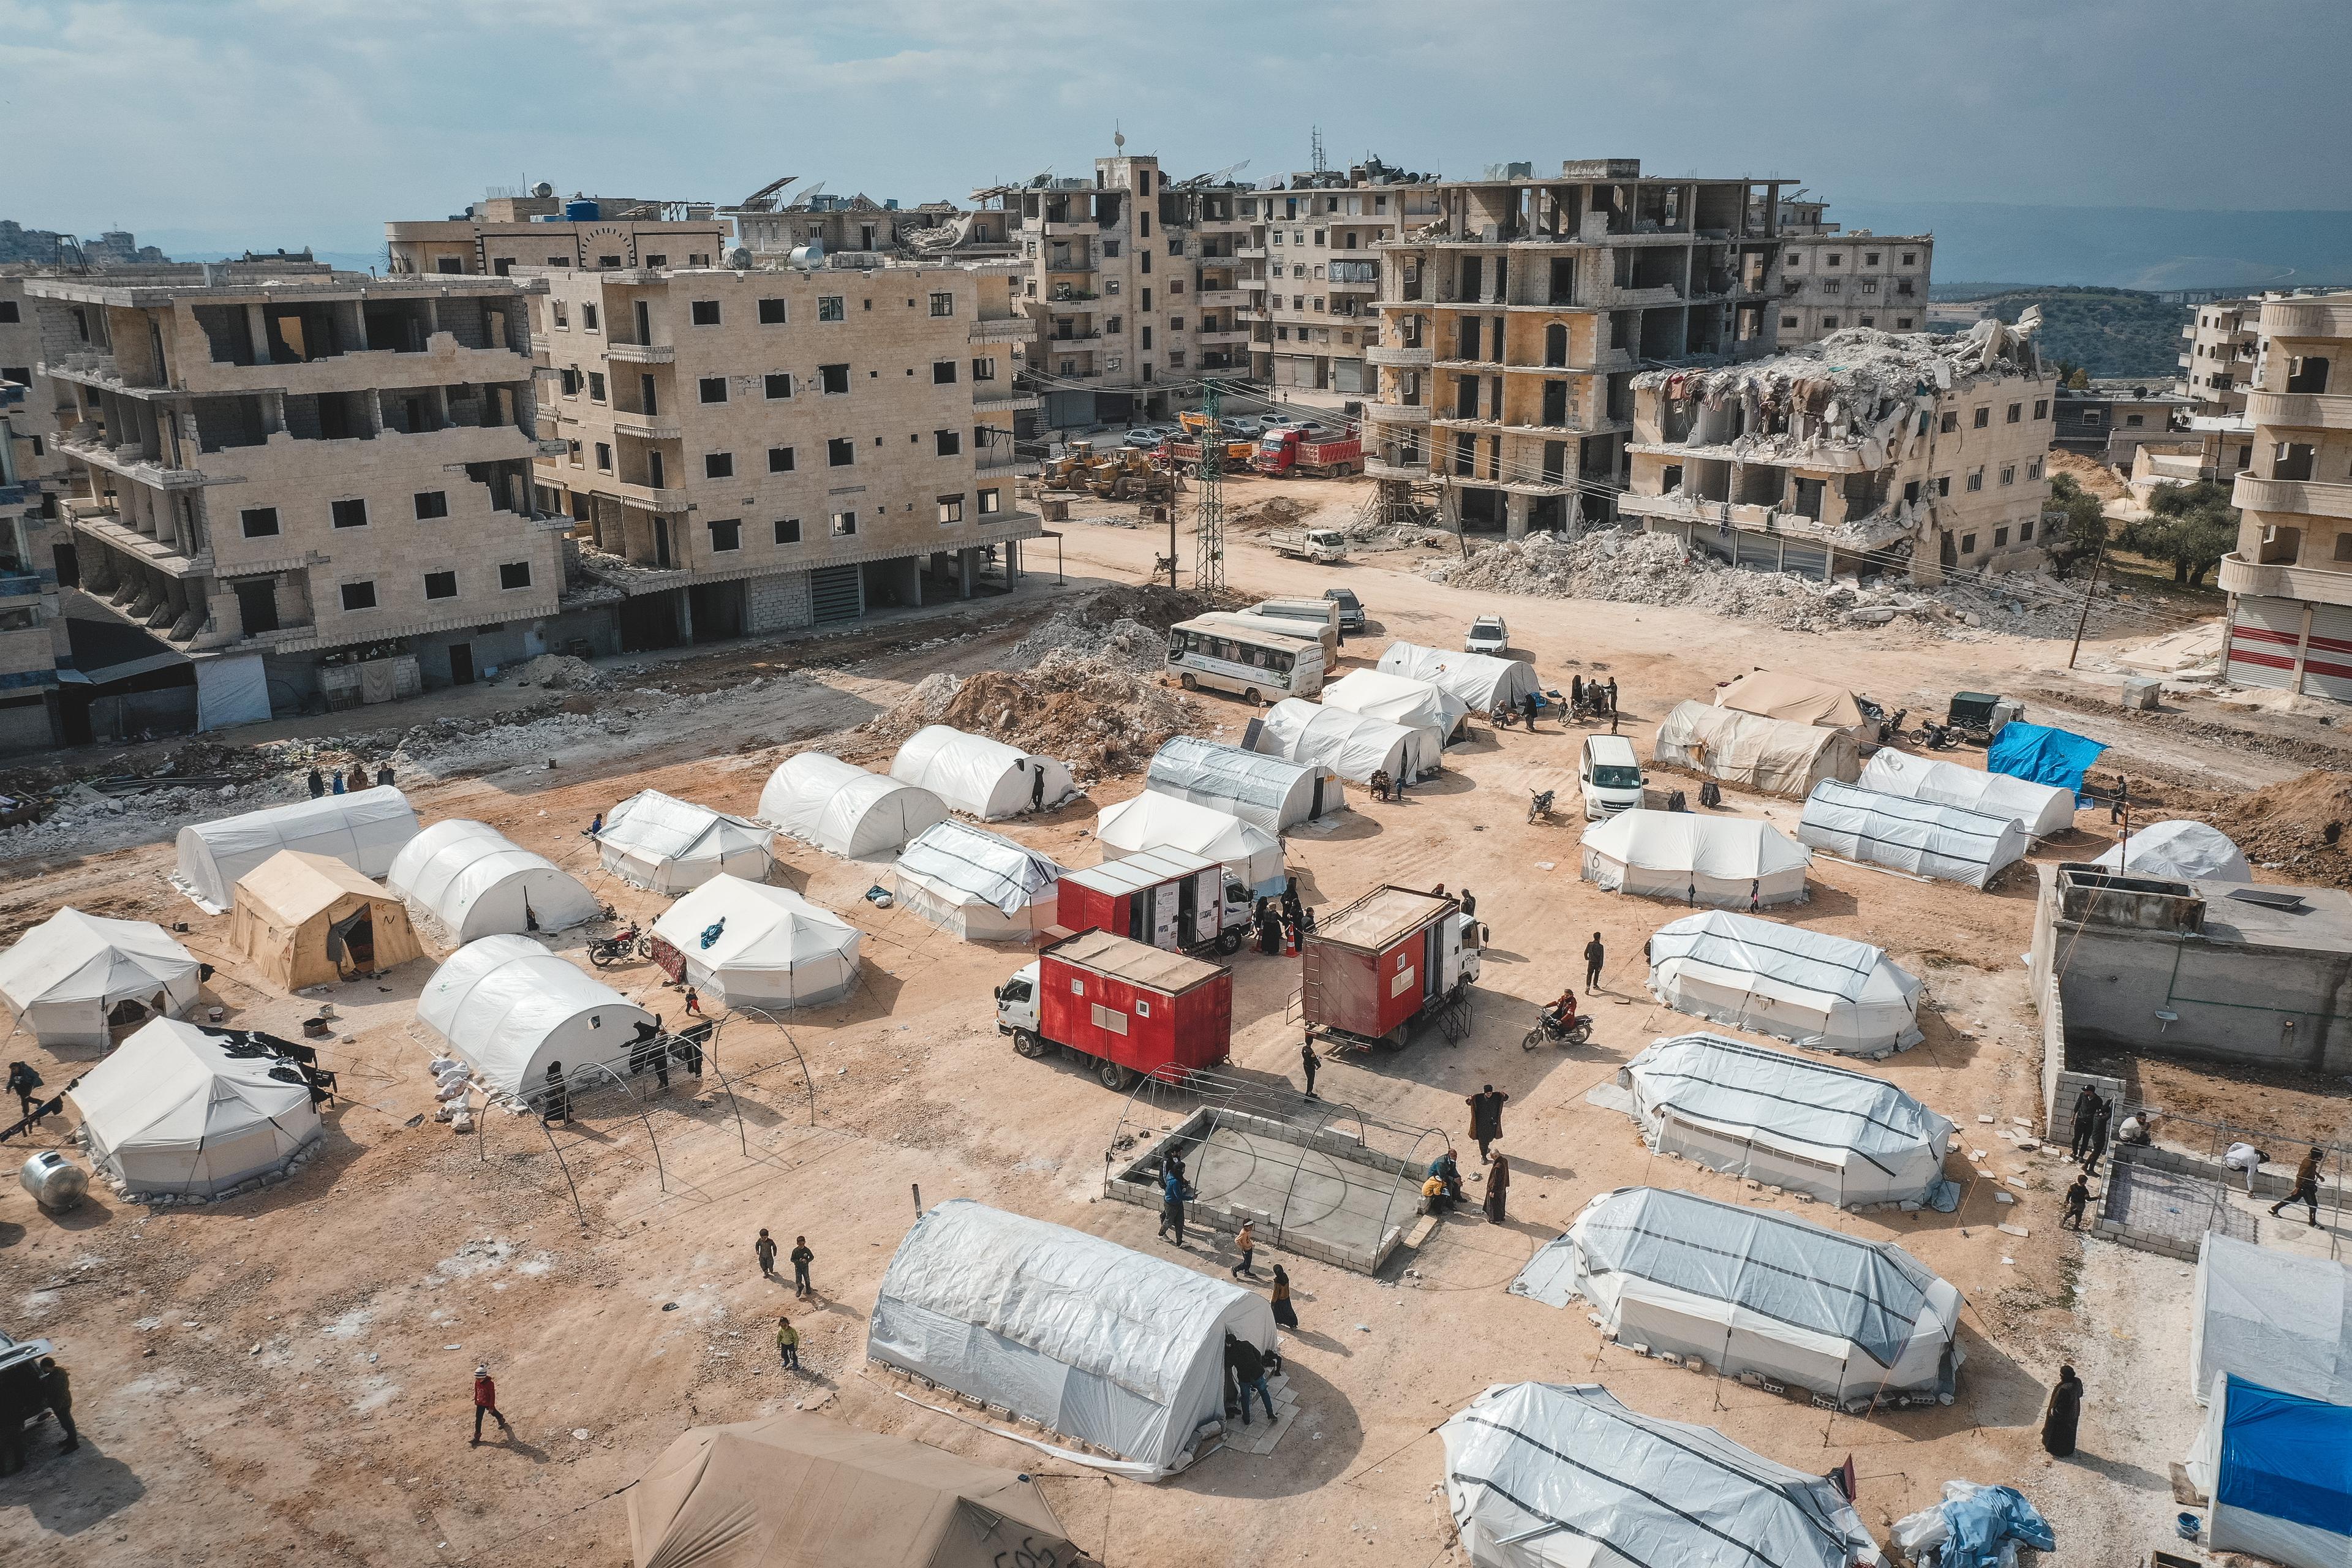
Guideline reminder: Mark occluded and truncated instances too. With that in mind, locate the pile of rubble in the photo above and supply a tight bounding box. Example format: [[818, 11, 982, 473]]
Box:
[[509, 654, 609, 692], [2206, 769, 2352, 886], [1011, 610, 1168, 674]]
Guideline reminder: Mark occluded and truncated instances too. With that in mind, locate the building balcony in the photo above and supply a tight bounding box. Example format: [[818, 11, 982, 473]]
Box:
[[970, 316, 1035, 344], [1242, 276, 1268, 292], [58, 432, 213, 491], [974, 390, 1040, 412], [1365, 345, 1433, 368], [1233, 246, 1268, 260], [1365, 401, 1431, 426], [179, 339, 536, 399], [613, 481, 693, 514], [611, 413, 680, 441], [1193, 218, 1251, 235], [1042, 220, 1099, 237], [1364, 456, 1431, 481], [1047, 331, 1104, 346], [2247, 389, 2352, 432], [608, 342, 676, 364], [2234, 473, 2352, 521], [1507, 350, 1638, 375], [2262, 299, 2352, 339], [1197, 328, 1252, 345], [976, 455, 1040, 478], [65, 505, 213, 578], [1197, 289, 1249, 307], [1326, 275, 1379, 292], [2220, 552, 2352, 607], [1044, 257, 1097, 274]]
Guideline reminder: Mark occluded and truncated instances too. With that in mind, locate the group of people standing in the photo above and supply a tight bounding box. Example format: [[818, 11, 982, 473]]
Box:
[[306, 763, 393, 797], [1253, 884, 1307, 958]]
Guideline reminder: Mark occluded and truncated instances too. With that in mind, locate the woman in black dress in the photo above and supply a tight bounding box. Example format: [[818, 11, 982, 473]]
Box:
[[1270, 1265, 1300, 1330], [2041, 1365, 2082, 1457]]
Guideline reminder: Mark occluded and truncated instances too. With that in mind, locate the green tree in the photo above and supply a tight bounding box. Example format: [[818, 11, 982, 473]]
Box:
[[2123, 480, 2239, 587], [2042, 473, 2109, 578], [2065, 367, 2091, 390]]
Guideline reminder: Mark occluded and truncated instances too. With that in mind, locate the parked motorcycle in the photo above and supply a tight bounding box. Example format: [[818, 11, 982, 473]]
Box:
[[1528, 788, 1555, 824], [587, 925, 649, 968], [1521, 1006, 1594, 1050], [1490, 703, 1519, 731]]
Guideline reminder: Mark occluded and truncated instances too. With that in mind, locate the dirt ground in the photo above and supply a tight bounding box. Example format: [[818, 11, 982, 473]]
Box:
[[0, 473, 2332, 1567]]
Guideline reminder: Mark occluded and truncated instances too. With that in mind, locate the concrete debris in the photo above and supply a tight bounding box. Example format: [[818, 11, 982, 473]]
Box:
[[511, 654, 609, 692]]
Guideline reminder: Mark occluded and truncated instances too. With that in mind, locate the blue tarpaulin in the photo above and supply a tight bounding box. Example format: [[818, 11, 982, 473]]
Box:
[[1942, 1484, 2057, 1567], [1986, 722, 2107, 805], [2217, 1375, 2352, 1540]]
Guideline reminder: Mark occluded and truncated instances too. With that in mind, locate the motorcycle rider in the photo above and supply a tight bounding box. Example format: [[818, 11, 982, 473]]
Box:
[[1544, 986, 1580, 1035]]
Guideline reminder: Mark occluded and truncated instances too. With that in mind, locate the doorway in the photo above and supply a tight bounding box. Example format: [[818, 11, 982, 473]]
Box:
[[448, 642, 474, 685], [634, 300, 651, 343]]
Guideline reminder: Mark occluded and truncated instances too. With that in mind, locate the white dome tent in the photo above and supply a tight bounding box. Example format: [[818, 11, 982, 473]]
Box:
[[1646, 909, 1923, 1056], [2094, 819, 2252, 882], [888, 726, 1074, 821], [652, 875, 859, 1010], [174, 785, 420, 912], [1860, 750, 2076, 837], [1798, 780, 2028, 889], [760, 753, 948, 860], [1095, 790, 1286, 897], [68, 1019, 322, 1198], [1580, 810, 1810, 907], [418, 934, 655, 1099], [1145, 736, 1344, 834], [867, 1199, 1280, 1477], [1513, 1186, 1964, 1403], [1374, 641, 1538, 712], [598, 790, 772, 893], [891, 819, 1063, 941], [1320, 669, 1466, 775], [1250, 699, 1417, 785], [1621, 1033, 1957, 1208], [388, 819, 603, 942], [1439, 1382, 1887, 1568], [0, 908, 202, 1047]]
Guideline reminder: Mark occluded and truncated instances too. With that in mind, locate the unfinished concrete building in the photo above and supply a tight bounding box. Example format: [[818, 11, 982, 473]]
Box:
[[722, 179, 1020, 263], [385, 187, 728, 279], [0, 275, 69, 748], [1619, 323, 2057, 582], [1365, 159, 1793, 534], [1774, 233, 1931, 349], [1229, 156, 1439, 397], [2220, 290, 2352, 699], [24, 271, 576, 709], [2179, 296, 2261, 480], [531, 261, 1044, 648]]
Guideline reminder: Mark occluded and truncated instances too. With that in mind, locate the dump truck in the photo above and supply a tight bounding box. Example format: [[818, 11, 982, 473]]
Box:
[[1168, 435, 1257, 468], [1056, 848, 1253, 956], [994, 930, 1234, 1090], [1253, 427, 1362, 478], [1267, 527, 1349, 563], [1298, 884, 1480, 1052]]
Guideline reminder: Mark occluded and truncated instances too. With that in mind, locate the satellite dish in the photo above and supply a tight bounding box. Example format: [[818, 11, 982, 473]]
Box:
[[1114, 123, 1125, 152]]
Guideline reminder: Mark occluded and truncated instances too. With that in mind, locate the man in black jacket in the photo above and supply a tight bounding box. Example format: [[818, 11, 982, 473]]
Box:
[[1224, 1332, 1274, 1426]]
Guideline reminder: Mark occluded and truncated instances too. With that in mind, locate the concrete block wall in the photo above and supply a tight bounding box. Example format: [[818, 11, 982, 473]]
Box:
[[744, 568, 812, 633]]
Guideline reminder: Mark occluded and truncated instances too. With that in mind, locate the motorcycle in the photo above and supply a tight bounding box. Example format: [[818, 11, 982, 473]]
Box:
[[587, 925, 649, 968], [1528, 788, 1555, 824], [1490, 703, 1518, 730], [1913, 721, 1962, 751], [1522, 1006, 1594, 1050]]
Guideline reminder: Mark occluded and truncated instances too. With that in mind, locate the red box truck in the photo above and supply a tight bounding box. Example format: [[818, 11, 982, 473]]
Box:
[[1056, 850, 1251, 955], [995, 930, 1234, 1090], [1301, 884, 1480, 1050]]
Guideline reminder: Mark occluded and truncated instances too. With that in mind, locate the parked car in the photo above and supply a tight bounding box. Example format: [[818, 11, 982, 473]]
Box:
[[1220, 415, 1267, 439], [1123, 426, 1174, 450], [1324, 587, 1365, 631], [1464, 616, 1510, 655]]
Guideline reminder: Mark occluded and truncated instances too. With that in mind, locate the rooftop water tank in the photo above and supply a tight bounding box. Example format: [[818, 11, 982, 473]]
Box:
[[565, 198, 601, 222], [21, 1150, 87, 1213]]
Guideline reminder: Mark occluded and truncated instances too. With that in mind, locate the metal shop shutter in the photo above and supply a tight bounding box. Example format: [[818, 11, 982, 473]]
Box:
[[2225, 595, 2303, 692], [2304, 603, 2352, 703], [810, 564, 862, 623]]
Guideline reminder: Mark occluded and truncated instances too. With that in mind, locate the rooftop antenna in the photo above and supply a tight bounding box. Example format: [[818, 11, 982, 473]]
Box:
[[1114, 123, 1126, 154], [1311, 125, 1328, 175]]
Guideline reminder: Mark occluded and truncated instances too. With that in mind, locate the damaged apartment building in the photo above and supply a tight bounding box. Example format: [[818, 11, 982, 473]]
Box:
[[1365, 159, 1794, 535], [1766, 195, 1932, 349], [1231, 155, 1438, 398], [720, 178, 1022, 264], [2179, 295, 2261, 481], [385, 185, 729, 277], [1619, 318, 2057, 583]]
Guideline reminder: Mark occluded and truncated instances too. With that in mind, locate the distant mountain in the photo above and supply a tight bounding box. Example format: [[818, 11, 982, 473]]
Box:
[[1828, 202, 2352, 293], [1959, 287, 2183, 379]]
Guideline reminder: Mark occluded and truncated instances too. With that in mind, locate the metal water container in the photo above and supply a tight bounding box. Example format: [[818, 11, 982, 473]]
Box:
[[20, 1150, 88, 1212]]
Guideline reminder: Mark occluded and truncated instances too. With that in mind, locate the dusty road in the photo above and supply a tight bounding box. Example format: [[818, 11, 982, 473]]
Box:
[[0, 480, 2326, 1567]]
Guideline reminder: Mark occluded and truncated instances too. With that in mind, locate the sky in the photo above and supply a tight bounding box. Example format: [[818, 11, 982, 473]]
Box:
[[5, 0, 2350, 258]]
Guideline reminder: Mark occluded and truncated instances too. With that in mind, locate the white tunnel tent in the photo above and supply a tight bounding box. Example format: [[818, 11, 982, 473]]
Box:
[[1513, 1186, 1964, 1404], [68, 1018, 322, 1198], [1250, 699, 1417, 786], [2094, 819, 2252, 883], [1094, 790, 1286, 897], [1859, 750, 2076, 838], [1440, 1382, 1886, 1568], [1653, 701, 1860, 799], [418, 933, 655, 1100], [1622, 1033, 1957, 1208], [0, 908, 202, 1047], [174, 785, 420, 912], [888, 725, 1074, 821], [891, 819, 1064, 941], [867, 1199, 1280, 1476], [388, 819, 603, 942], [597, 790, 772, 893], [651, 875, 860, 1011], [2192, 1232, 2352, 1406], [1646, 909, 1923, 1057], [1798, 780, 2028, 889], [1580, 810, 1810, 907], [1145, 736, 1343, 834], [1320, 669, 1466, 776], [1375, 642, 1538, 712], [761, 753, 949, 860]]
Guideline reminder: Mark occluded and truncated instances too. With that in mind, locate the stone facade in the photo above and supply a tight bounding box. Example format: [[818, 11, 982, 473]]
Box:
[[2179, 296, 2261, 480], [1773, 233, 1931, 348]]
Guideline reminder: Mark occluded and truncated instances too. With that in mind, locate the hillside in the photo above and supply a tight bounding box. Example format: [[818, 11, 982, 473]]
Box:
[[1830, 200, 2352, 291], [1965, 287, 2187, 379]]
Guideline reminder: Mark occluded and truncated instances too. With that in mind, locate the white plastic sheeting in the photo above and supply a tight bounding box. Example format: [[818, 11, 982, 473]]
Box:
[[892, 820, 1064, 941], [174, 786, 420, 912], [761, 753, 949, 860], [1439, 1381, 1888, 1568], [2192, 1232, 2352, 1406], [195, 652, 272, 733], [387, 819, 603, 943], [1095, 790, 1286, 897], [889, 726, 1074, 821], [1251, 699, 1417, 785], [1859, 750, 2076, 837], [1321, 669, 1467, 775], [68, 1018, 321, 1197], [1145, 736, 1343, 834], [1622, 1033, 1955, 1207], [652, 875, 859, 1010], [1653, 702, 1860, 799], [1375, 642, 1537, 712], [598, 790, 773, 892], [0, 908, 201, 1047], [2094, 819, 2252, 883], [1580, 810, 1810, 907], [867, 1199, 1279, 1475], [1646, 910, 1923, 1056], [1798, 781, 2028, 889], [1513, 1187, 1964, 1403], [417, 934, 654, 1098]]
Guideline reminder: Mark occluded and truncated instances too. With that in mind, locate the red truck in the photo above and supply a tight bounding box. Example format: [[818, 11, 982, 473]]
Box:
[[1252, 426, 1362, 478], [995, 930, 1234, 1090], [1300, 884, 1481, 1052], [1056, 849, 1252, 956]]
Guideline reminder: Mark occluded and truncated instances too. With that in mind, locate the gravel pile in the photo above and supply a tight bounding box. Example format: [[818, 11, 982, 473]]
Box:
[[1012, 612, 1168, 674]]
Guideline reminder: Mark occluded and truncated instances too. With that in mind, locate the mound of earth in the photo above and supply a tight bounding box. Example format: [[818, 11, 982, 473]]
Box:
[[2205, 769, 2352, 885]]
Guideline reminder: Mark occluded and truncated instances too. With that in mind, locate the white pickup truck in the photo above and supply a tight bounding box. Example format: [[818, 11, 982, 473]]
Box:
[[1267, 527, 1348, 564]]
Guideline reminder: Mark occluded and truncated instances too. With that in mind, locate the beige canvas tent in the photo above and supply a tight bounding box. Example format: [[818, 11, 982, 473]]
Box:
[[228, 851, 423, 990], [627, 1412, 1084, 1568], [1654, 700, 1860, 798], [1715, 671, 1866, 732]]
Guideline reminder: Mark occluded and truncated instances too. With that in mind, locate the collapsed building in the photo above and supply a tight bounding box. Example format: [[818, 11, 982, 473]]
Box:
[[1619, 320, 2058, 583]]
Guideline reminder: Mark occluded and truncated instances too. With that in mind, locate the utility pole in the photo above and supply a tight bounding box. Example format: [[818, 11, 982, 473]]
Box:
[[1195, 379, 1226, 593], [2066, 530, 2108, 670]]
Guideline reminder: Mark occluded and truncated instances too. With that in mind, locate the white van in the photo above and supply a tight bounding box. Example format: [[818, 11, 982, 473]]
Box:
[[1579, 734, 1645, 819]]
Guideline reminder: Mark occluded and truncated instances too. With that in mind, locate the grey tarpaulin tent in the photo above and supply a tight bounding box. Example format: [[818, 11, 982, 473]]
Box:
[[1376, 642, 1538, 712], [1646, 909, 1923, 1057], [1798, 780, 2028, 889], [1145, 736, 1344, 834], [891, 819, 1064, 941], [2191, 1231, 2352, 1406]]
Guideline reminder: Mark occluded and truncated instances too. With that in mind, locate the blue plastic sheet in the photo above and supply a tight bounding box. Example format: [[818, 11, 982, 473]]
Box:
[[1942, 1483, 2057, 1567], [2217, 1374, 2352, 1536], [1986, 722, 2107, 805]]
